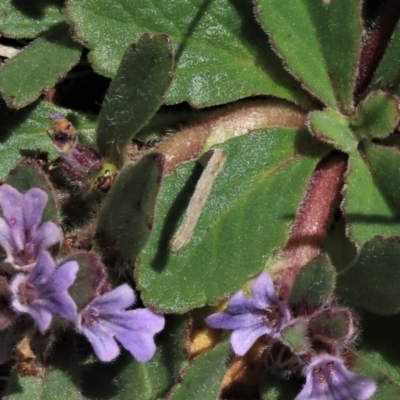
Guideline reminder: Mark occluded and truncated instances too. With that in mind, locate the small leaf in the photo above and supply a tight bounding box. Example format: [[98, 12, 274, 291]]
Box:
[[0, 99, 97, 180], [344, 153, 398, 245], [370, 20, 400, 92], [350, 91, 400, 139], [0, 0, 64, 39], [309, 308, 353, 342], [167, 340, 231, 400], [64, 0, 314, 108], [137, 128, 329, 313], [288, 255, 336, 311], [309, 109, 357, 153], [0, 23, 82, 109], [6, 158, 58, 223], [255, 0, 362, 111], [80, 314, 190, 400], [96, 34, 173, 165], [281, 319, 311, 353], [95, 153, 165, 271], [337, 237, 400, 314]]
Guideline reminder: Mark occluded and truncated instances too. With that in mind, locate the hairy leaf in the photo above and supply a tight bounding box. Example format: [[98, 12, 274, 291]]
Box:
[[137, 128, 329, 313], [96, 34, 173, 164], [0, 23, 82, 109], [344, 153, 398, 245], [0, 0, 64, 39], [65, 0, 313, 108], [255, 0, 362, 112], [337, 237, 400, 314]]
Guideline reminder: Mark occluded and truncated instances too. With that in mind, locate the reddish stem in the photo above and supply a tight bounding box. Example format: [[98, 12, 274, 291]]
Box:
[[355, 0, 400, 100], [277, 152, 347, 295]]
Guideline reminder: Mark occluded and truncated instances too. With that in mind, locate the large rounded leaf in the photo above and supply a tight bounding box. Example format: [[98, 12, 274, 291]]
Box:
[[64, 0, 313, 108], [136, 128, 329, 313]]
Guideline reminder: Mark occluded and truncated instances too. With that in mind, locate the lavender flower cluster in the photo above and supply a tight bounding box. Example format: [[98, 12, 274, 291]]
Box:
[[206, 273, 377, 400], [0, 184, 164, 363], [0, 179, 378, 399]]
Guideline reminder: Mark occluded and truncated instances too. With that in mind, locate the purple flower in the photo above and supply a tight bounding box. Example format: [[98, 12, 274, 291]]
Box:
[[76, 284, 164, 363], [206, 272, 291, 356], [0, 184, 61, 270], [295, 354, 376, 400], [10, 251, 78, 333]]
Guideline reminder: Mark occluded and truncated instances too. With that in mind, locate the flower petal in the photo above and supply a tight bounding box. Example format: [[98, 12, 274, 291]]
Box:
[[23, 188, 48, 236], [52, 261, 79, 291], [32, 222, 62, 254], [227, 291, 259, 314], [27, 304, 53, 333], [114, 309, 165, 362], [27, 251, 55, 286], [0, 184, 24, 250], [0, 217, 13, 261], [251, 272, 279, 306], [80, 322, 120, 362], [206, 311, 264, 330], [230, 323, 270, 356], [90, 284, 136, 312]]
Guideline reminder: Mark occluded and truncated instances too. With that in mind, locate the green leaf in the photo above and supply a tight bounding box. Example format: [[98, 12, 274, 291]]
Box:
[[80, 314, 190, 400], [255, 0, 362, 111], [6, 158, 58, 223], [370, 20, 400, 91], [362, 142, 400, 215], [337, 237, 400, 314], [288, 255, 336, 310], [137, 128, 329, 313], [167, 340, 231, 400], [0, 23, 82, 109], [322, 211, 357, 273], [0, 99, 97, 180], [95, 154, 164, 272], [344, 153, 398, 245], [96, 34, 173, 165], [0, 0, 64, 39], [350, 92, 400, 139], [353, 311, 400, 398], [64, 0, 314, 108], [6, 337, 83, 400], [308, 109, 357, 153], [259, 372, 301, 400], [281, 319, 311, 353]]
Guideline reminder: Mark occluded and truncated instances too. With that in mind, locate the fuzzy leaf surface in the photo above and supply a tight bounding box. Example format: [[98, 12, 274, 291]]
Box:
[[137, 128, 329, 313], [80, 315, 189, 400], [363, 142, 400, 215], [259, 373, 301, 400], [5, 338, 82, 400], [337, 237, 400, 314], [0, 23, 82, 109], [0, 0, 64, 39], [255, 0, 362, 112], [288, 256, 336, 310], [96, 34, 173, 164], [350, 92, 400, 139], [65, 0, 313, 108], [309, 109, 357, 153], [344, 153, 398, 245], [95, 154, 164, 271], [370, 20, 400, 91], [353, 312, 400, 399], [167, 340, 231, 400], [0, 100, 96, 179]]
